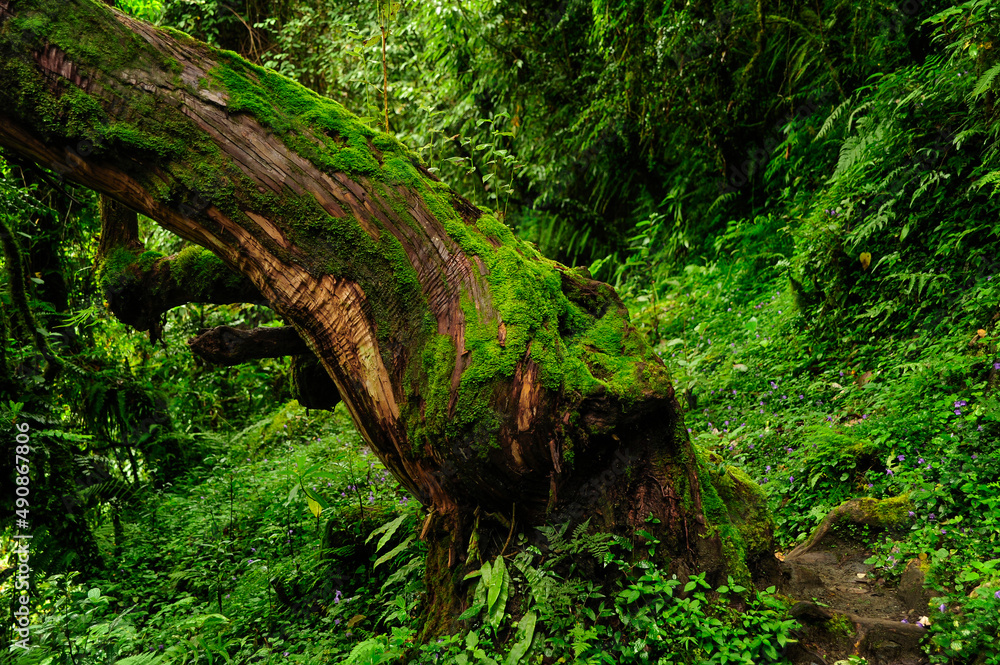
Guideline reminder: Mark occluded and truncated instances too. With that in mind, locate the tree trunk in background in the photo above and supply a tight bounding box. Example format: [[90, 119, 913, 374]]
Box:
[[0, 0, 775, 629]]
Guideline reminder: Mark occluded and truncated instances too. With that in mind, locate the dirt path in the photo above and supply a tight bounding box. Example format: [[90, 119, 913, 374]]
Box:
[[777, 539, 931, 665]]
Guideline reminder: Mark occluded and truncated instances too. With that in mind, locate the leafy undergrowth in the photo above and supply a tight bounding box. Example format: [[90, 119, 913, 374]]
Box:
[[6, 399, 799, 665], [627, 232, 1000, 663]]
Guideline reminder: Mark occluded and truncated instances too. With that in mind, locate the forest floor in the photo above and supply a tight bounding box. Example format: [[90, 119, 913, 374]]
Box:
[[778, 538, 929, 665]]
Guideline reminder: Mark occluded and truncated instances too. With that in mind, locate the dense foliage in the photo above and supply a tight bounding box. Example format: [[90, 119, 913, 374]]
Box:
[[3, 0, 1000, 663]]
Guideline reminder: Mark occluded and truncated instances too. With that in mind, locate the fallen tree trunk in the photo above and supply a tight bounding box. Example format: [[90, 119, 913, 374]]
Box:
[[0, 0, 775, 629]]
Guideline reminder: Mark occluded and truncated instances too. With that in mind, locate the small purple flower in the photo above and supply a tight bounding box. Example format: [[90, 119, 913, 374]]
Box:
[[939, 603, 946, 612], [994, 362, 1000, 370], [928, 513, 936, 521], [765, 465, 771, 472], [908, 511, 915, 517], [994, 589, 1000, 600], [901, 619, 908, 624], [886, 469, 894, 476], [789, 475, 794, 483], [897, 454, 905, 461]]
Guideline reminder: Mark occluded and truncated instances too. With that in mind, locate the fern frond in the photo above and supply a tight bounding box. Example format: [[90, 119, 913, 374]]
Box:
[[846, 100, 874, 133], [815, 98, 852, 141], [971, 169, 1000, 194], [971, 61, 1000, 100], [114, 650, 165, 665]]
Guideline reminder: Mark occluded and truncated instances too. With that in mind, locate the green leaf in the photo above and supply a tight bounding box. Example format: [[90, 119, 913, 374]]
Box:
[[374, 535, 414, 568], [504, 611, 536, 665], [366, 513, 408, 552], [307, 495, 322, 519], [487, 556, 509, 630], [458, 602, 485, 621]]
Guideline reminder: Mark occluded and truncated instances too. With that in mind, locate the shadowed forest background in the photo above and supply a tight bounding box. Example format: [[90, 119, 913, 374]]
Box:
[[2, 0, 1000, 663]]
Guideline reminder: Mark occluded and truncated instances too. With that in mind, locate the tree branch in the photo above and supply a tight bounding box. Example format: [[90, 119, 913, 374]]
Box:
[[187, 325, 309, 364]]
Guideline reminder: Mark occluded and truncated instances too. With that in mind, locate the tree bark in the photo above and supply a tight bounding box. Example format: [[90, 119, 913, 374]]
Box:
[[0, 0, 775, 624]]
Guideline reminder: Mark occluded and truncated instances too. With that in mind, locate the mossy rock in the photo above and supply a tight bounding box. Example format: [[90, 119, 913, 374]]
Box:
[[701, 449, 779, 586], [789, 495, 914, 557]]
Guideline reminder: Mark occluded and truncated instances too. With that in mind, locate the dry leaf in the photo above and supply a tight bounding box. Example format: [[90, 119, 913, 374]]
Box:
[[860, 252, 872, 270]]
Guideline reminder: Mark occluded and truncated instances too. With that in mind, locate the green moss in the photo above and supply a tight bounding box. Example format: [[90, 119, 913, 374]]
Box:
[[11, 0, 174, 76], [211, 54, 386, 179], [136, 250, 164, 271], [101, 122, 185, 159], [475, 214, 515, 245], [850, 494, 914, 528], [690, 446, 775, 587], [170, 246, 242, 296], [825, 612, 855, 637], [96, 247, 143, 292]]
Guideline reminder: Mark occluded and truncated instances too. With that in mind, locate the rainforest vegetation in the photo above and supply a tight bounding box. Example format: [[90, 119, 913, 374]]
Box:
[[1, 0, 1000, 663]]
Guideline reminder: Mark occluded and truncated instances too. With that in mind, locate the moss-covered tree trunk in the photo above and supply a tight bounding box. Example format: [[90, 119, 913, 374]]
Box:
[[0, 0, 774, 625]]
